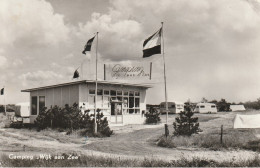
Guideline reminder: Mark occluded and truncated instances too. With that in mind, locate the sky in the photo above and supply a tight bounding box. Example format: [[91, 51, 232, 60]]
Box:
[[1, 0, 260, 104]]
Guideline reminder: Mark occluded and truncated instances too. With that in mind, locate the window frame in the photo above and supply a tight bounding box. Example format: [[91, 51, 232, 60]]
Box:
[[31, 96, 38, 115], [39, 96, 45, 114]]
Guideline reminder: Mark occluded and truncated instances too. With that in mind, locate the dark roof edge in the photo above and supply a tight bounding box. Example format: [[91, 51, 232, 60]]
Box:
[[21, 80, 152, 92]]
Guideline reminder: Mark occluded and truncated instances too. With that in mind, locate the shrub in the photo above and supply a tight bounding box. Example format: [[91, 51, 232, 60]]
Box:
[[145, 107, 161, 124], [9, 121, 23, 129], [157, 136, 175, 148], [79, 109, 113, 137], [173, 105, 201, 136], [34, 104, 113, 137]]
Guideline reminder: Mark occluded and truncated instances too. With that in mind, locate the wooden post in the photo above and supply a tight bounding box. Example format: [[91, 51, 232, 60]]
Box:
[[165, 124, 169, 137], [220, 125, 223, 144]]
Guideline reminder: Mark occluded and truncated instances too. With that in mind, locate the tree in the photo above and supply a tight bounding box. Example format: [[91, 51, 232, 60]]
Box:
[[201, 97, 208, 103], [217, 99, 231, 112], [173, 105, 200, 136]]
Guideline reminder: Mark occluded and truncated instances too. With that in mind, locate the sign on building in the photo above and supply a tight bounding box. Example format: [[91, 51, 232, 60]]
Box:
[[104, 62, 152, 80]]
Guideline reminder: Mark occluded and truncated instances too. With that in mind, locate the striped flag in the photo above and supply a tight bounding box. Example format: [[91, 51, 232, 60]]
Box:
[[82, 36, 96, 54], [143, 27, 162, 58]]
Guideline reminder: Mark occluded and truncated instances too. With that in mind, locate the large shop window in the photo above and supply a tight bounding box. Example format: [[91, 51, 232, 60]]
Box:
[[31, 96, 38, 115], [97, 89, 103, 95], [89, 89, 95, 94], [135, 98, 140, 108], [39, 96, 45, 114], [87, 89, 141, 114], [129, 97, 135, 114]]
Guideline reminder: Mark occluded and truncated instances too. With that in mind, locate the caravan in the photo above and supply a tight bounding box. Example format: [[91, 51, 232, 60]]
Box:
[[160, 101, 184, 114], [194, 103, 217, 113]]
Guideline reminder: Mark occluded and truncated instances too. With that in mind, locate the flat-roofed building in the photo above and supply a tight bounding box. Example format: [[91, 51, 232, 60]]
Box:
[[21, 80, 151, 125]]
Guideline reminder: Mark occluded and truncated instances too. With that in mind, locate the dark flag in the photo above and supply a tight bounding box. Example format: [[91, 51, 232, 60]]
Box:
[[82, 36, 96, 54], [143, 28, 162, 58], [0, 88, 4, 95], [73, 69, 79, 79]]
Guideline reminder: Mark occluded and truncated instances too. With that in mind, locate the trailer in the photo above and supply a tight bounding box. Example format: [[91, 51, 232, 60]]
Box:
[[194, 102, 217, 113], [159, 101, 184, 114]]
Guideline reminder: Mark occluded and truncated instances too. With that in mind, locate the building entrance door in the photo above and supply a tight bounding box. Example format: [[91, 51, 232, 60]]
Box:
[[111, 102, 123, 124]]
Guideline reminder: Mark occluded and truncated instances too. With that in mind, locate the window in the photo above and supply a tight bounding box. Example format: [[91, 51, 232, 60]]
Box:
[[200, 105, 205, 108], [211, 105, 216, 108], [129, 109, 134, 114], [129, 97, 134, 108], [31, 96, 37, 115], [123, 97, 128, 108], [117, 96, 122, 101], [97, 89, 103, 95], [135, 98, 140, 108], [135, 91, 140, 96], [117, 90, 122, 95], [104, 90, 109, 95], [124, 91, 128, 96], [111, 90, 116, 96], [89, 89, 95, 94], [39, 96, 45, 114], [129, 91, 134, 96]]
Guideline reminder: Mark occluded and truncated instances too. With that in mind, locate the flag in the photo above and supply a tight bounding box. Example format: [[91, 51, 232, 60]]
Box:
[[82, 36, 96, 54], [73, 69, 79, 79], [0, 88, 4, 95], [143, 27, 162, 58]]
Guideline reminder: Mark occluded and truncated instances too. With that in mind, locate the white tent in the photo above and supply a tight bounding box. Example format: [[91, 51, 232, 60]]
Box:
[[230, 105, 245, 111], [234, 114, 260, 128]]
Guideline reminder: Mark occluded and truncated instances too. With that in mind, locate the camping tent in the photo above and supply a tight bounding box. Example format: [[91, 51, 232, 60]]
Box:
[[234, 114, 260, 128], [230, 105, 245, 111]]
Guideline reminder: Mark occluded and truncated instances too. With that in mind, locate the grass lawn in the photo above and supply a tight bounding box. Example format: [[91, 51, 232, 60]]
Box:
[[158, 111, 260, 152]]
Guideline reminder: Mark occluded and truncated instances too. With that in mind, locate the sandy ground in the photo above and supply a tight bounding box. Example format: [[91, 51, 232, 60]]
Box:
[[0, 111, 259, 162]]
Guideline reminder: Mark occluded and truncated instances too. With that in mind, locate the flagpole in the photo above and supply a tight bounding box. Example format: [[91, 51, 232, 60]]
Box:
[[4, 87, 6, 115], [94, 32, 98, 134], [81, 61, 83, 80], [161, 22, 168, 125]]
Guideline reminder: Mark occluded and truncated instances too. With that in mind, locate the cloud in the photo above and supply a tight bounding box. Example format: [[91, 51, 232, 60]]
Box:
[[2, 0, 260, 104], [78, 11, 143, 60], [19, 70, 64, 87], [12, 59, 23, 66], [0, 0, 70, 47], [0, 56, 7, 68]]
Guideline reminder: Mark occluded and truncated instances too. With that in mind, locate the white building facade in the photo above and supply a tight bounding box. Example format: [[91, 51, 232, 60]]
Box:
[[22, 80, 151, 125]]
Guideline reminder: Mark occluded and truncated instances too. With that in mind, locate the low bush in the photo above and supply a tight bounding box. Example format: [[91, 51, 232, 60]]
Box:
[[156, 136, 175, 148], [145, 107, 161, 124], [9, 121, 23, 129], [34, 104, 113, 137]]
